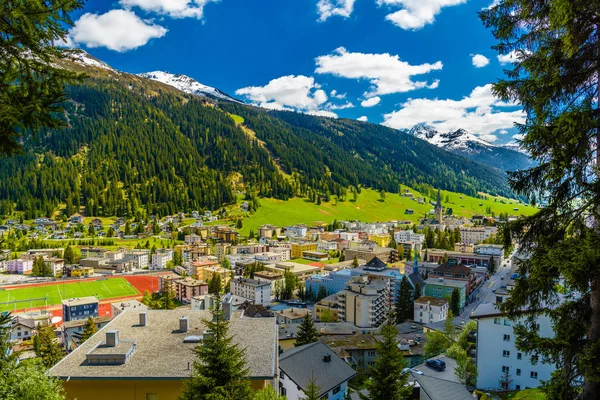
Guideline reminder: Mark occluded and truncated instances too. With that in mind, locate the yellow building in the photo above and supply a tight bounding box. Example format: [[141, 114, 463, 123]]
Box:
[[49, 310, 278, 400], [201, 265, 232, 287], [314, 294, 342, 322], [291, 242, 317, 259], [368, 234, 391, 248]]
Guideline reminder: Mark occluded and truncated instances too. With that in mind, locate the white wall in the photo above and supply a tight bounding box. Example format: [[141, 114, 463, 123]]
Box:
[[476, 313, 555, 391]]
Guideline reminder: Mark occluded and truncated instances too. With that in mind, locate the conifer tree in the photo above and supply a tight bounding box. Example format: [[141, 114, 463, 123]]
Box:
[[180, 298, 253, 400], [294, 316, 318, 347], [360, 321, 411, 400], [480, 2, 600, 397], [301, 374, 322, 400], [33, 325, 63, 368], [395, 276, 413, 323], [450, 288, 460, 317], [413, 282, 422, 301], [63, 245, 74, 264], [80, 317, 98, 343], [208, 274, 222, 295], [352, 255, 359, 268]]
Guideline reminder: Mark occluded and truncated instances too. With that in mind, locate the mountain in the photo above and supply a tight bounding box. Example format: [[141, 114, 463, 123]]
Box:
[[138, 71, 242, 103], [408, 125, 534, 172], [0, 52, 516, 219]]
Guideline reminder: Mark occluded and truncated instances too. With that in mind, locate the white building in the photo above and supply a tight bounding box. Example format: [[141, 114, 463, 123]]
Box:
[[394, 231, 425, 244], [338, 232, 359, 242], [270, 246, 291, 261], [413, 296, 449, 324], [459, 226, 498, 244], [472, 302, 555, 391], [229, 277, 271, 306], [151, 249, 174, 270], [317, 242, 338, 252], [279, 342, 356, 400], [254, 252, 282, 263], [336, 276, 390, 328], [284, 225, 308, 238], [475, 244, 504, 257], [184, 234, 202, 244], [7, 259, 33, 274], [126, 250, 149, 269]]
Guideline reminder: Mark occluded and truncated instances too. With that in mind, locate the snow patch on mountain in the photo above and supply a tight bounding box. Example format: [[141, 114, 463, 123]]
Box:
[[138, 71, 242, 103], [69, 51, 114, 71], [409, 125, 493, 153]]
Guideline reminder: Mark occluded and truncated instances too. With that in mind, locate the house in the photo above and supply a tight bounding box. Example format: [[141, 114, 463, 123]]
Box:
[[274, 307, 311, 325], [62, 297, 99, 322], [239, 300, 274, 318], [62, 315, 112, 351], [174, 278, 208, 303], [49, 310, 278, 400], [414, 296, 449, 324], [279, 342, 356, 400], [412, 374, 474, 400], [258, 224, 281, 239], [430, 260, 479, 299], [69, 214, 85, 224], [151, 248, 174, 270], [424, 278, 467, 312], [10, 316, 36, 342], [319, 334, 379, 370], [471, 302, 555, 391], [230, 277, 271, 306]]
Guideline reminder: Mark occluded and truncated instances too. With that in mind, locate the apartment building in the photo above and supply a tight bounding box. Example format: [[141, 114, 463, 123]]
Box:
[[459, 226, 498, 244], [174, 278, 208, 303], [414, 296, 449, 324], [336, 276, 390, 328], [151, 249, 174, 270], [230, 277, 271, 306]]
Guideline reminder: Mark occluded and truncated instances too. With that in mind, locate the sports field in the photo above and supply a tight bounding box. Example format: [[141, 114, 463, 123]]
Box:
[[0, 278, 140, 312]]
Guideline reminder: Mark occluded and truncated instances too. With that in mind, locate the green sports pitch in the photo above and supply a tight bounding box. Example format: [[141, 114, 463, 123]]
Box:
[[0, 278, 139, 312]]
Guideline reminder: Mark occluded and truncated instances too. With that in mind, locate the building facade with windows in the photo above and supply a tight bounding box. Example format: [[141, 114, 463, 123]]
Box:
[[414, 296, 449, 324], [62, 296, 99, 322], [472, 302, 555, 391], [230, 277, 271, 306]]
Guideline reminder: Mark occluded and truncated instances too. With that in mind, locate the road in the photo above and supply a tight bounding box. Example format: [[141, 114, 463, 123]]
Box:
[[461, 250, 517, 321]]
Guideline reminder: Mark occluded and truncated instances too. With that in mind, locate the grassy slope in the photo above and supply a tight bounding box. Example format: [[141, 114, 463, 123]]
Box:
[[232, 187, 537, 236]]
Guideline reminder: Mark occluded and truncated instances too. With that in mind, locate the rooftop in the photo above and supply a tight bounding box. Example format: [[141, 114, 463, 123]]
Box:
[[414, 296, 449, 306], [280, 342, 356, 397], [49, 310, 277, 380], [424, 278, 467, 288], [63, 315, 113, 330], [232, 277, 271, 287], [274, 307, 311, 320], [175, 278, 207, 287], [413, 374, 473, 400], [61, 296, 99, 307]]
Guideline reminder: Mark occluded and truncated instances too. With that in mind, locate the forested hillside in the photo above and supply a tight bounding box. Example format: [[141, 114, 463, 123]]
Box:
[[0, 60, 514, 219]]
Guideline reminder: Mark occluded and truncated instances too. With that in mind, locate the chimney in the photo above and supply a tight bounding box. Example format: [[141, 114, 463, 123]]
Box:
[[323, 353, 332, 363], [139, 312, 147, 326], [180, 316, 189, 333], [106, 330, 119, 347]]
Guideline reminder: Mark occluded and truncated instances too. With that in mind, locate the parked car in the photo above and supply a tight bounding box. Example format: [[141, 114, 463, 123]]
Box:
[[402, 367, 423, 375], [426, 359, 446, 371]]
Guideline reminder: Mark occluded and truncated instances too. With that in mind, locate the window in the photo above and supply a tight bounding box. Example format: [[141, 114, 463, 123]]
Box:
[[531, 371, 538, 379], [419, 312, 423, 317], [494, 318, 501, 325], [516, 385, 521, 390], [503, 334, 510, 341], [516, 369, 521, 376], [146, 394, 158, 400], [333, 386, 341, 395], [502, 366, 509, 373], [531, 355, 539, 364], [280, 372, 285, 380], [368, 351, 376, 356], [503, 350, 510, 358], [504, 319, 511, 326], [517, 352, 522, 360]]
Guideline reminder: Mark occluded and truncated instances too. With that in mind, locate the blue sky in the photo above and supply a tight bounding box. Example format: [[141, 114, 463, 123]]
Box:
[[63, 0, 523, 144]]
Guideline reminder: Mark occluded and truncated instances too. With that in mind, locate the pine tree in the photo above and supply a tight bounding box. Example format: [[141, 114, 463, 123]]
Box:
[[295, 316, 318, 347], [254, 386, 287, 400], [395, 276, 413, 324], [301, 373, 322, 400], [33, 325, 63, 368], [480, 2, 600, 397], [180, 298, 253, 400], [80, 317, 98, 343], [221, 257, 231, 270], [352, 255, 359, 268], [450, 288, 460, 316], [413, 282, 421, 301], [63, 245, 74, 264], [360, 322, 411, 400], [208, 274, 222, 295]]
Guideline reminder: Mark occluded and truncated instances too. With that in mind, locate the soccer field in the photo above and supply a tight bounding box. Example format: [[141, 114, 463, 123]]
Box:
[[0, 278, 140, 312]]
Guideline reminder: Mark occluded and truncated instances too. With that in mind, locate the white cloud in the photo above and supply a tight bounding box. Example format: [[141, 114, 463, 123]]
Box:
[[382, 84, 525, 137], [471, 54, 489, 68], [361, 96, 381, 107], [378, 0, 467, 30], [317, 0, 356, 21], [119, 0, 216, 19], [357, 116, 368, 122], [315, 47, 442, 97], [479, 134, 498, 143], [497, 50, 519, 65], [69, 10, 167, 52], [499, 129, 508, 134], [513, 133, 525, 141], [330, 90, 346, 99], [236, 75, 340, 117], [328, 102, 355, 110], [483, 0, 501, 10], [308, 110, 339, 118]]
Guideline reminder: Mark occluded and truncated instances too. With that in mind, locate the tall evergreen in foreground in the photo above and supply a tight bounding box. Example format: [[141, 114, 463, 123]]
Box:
[[360, 322, 411, 400], [294, 316, 318, 347], [180, 298, 253, 400], [395, 276, 413, 323], [80, 317, 98, 343], [480, 1, 600, 398], [0, 0, 84, 156], [33, 325, 63, 368]]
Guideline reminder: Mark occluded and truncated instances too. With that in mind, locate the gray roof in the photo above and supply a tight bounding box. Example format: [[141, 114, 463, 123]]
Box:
[[279, 342, 356, 396], [424, 278, 467, 288], [61, 296, 99, 307], [49, 310, 277, 380], [414, 374, 473, 400]]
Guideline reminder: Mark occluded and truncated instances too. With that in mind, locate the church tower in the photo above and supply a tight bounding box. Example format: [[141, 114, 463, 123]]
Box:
[[435, 189, 443, 224]]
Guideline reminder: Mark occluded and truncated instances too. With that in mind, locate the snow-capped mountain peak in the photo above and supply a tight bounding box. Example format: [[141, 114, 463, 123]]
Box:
[[68, 51, 115, 71], [137, 71, 242, 103], [409, 124, 438, 140]]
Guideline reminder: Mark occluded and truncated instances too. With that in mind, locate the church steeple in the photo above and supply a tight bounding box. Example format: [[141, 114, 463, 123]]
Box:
[[435, 189, 443, 224]]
